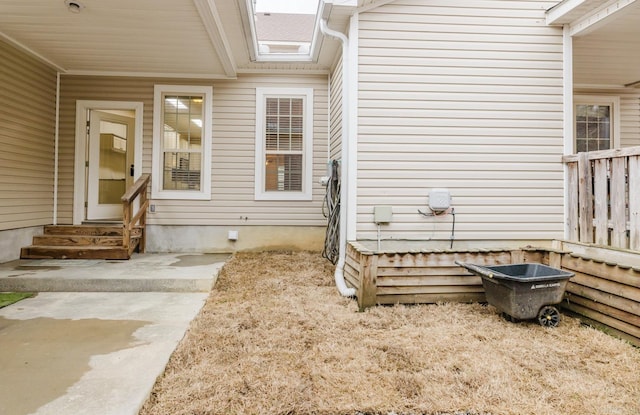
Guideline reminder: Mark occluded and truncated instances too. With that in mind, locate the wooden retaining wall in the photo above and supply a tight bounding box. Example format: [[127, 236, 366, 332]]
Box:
[[347, 242, 548, 310], [347, 241, 640, 346], [557, 242, 640, 346]]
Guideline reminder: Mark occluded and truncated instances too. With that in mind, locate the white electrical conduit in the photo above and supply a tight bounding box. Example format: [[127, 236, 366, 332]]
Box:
[[320, 19, 356, 298]]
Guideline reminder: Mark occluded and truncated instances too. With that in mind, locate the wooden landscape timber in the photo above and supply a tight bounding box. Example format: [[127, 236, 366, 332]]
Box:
[[347, 242, 548, 310], [558, 243, 640, 346], [347, 241, 640, 346]]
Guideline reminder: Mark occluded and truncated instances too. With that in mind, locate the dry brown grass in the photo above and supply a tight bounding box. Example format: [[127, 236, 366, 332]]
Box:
[[140, 251, 640, 415]]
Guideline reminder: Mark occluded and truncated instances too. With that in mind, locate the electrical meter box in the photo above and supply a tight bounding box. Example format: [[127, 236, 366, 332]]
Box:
[[374, 206, 393, 224], [428, 188, 451, 212]]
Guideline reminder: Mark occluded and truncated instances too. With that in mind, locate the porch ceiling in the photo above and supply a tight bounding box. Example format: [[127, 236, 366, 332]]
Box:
[[0, 0, 339, 78], [9, 0, 637, 87], [570, 0, 640, 87]]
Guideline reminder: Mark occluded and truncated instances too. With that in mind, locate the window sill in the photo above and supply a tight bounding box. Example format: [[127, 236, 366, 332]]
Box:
[[254, 191, 312, 201], [152, 190, 211, 201]]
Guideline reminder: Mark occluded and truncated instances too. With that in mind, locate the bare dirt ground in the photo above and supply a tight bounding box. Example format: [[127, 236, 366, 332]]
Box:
[[140, 251, 640, 415]]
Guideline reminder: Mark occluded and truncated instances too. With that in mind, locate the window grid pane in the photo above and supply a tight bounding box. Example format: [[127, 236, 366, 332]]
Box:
[[163, 152, 201, 191], [576, 104, 611, 152], [162, 95, 204, 190], [265, 154, 302, 191], [264, 96, 304, 192]]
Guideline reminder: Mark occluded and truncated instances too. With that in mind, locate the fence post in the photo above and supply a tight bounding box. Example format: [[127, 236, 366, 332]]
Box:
[[578, 152, 593, 243], [567, 161, 579, 241], [610, 157, 627, 248], [629, 156, 640, 250]]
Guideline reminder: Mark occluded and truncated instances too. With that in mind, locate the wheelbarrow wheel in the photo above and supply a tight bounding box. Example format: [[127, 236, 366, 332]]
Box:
[[537, 306, 560, 327]]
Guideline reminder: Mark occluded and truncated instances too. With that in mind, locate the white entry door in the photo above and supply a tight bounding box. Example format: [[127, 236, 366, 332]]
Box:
[[86, 110, 135, 221]]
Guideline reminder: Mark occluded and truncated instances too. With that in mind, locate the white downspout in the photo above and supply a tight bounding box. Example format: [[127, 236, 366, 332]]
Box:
[[53, 72, 60, 225], [320, 19, 356, 297]]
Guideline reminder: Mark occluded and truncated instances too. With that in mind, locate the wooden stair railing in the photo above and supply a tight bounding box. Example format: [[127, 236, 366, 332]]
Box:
[[121, 174, 151, 254]]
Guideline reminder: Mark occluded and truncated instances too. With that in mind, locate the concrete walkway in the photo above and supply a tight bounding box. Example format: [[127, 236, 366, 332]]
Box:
[[0, 253, 228, 415]]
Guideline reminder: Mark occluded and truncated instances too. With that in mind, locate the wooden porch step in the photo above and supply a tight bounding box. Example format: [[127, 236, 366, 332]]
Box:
[[22, 175, 151, 260], [20, 224, 141, 260], [32, 235, 124, 247], [43, 225, 123, 237], [20, 245, 130, 260]]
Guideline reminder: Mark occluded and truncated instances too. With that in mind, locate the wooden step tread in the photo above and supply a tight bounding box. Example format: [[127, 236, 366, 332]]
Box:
[[23, 245, 127, 250], [44, 225, 123, 237], [33, 235, 124, 247], [21, 245, 130, 260]]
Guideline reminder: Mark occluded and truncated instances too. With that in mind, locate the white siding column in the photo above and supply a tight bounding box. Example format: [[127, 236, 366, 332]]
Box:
[[563, 24, 574, 239], [347, 12, 359, 242], [54, 72, 60, 225]]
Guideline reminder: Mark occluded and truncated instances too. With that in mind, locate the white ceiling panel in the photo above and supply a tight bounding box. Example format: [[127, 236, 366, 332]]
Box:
[[0, 0, 232, 77], [0, 0, 341, 77], [571, 1, 640, 87]]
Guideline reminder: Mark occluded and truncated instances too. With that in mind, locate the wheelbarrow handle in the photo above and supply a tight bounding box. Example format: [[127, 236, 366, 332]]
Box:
[[455, 261, 495, 279]]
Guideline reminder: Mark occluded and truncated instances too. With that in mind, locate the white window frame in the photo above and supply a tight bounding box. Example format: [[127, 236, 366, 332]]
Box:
[[574, 95, 620, 153], [254, 87, 313, 201], [152, 85, 213, 200]]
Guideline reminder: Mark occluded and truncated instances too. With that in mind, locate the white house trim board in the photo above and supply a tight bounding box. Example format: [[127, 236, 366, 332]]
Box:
[[63, 70, 235, 79], [53, 72, 60, 225], [72, 100, 143, 225], [237, 0, 257, 62], [192, 0, 237, 77], [546, 0, 588, 25], [563, 25, 574, 239], [563, 26, 574, 157], [346, 12, 358, 242], [562, 25, 575, 238]]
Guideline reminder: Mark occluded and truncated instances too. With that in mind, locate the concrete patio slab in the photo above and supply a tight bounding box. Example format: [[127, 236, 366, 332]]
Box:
[[0, 253, 230, 292], [0, 253, 228, 414], [0, 292, 209, 415]]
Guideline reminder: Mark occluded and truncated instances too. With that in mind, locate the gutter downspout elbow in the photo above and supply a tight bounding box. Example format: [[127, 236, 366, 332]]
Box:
[[320, 19, 348, 49], [320, 19, 356, 298]]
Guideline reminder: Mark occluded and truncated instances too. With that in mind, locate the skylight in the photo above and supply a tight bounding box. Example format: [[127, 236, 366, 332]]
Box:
[[250, 0, 320, 60], [254, 0, 319, 14]]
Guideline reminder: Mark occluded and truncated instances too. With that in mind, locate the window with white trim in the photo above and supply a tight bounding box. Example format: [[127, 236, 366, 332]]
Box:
[[574, 96, 620, 153], [152, 85, 212, 200], [255, 88, 313, 200]]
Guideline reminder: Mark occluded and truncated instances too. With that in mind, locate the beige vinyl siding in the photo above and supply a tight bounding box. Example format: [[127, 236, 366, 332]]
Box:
[[0, 39, 56, 230], [329, 53, 344, 160], [357, 0, 565, 241], [59, 74, 328, 226], [620, 94, 640, 147], [574, 87, 640, 148]]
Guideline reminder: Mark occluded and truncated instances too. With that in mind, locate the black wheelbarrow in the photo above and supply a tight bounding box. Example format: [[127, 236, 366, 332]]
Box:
[[456, 261, 574, 327]]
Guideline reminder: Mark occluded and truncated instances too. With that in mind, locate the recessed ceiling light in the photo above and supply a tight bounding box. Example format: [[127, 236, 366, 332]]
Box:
[[64, 0, 85, 13]]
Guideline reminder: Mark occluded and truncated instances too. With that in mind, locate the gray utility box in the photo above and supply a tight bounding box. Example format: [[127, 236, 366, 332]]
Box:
[[456, 262, 574, 327]]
